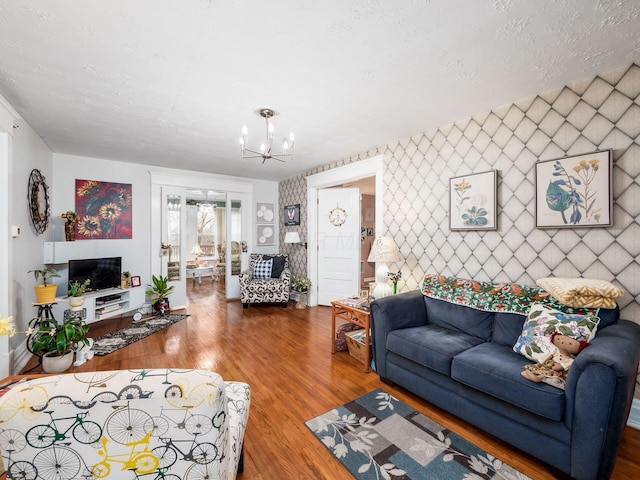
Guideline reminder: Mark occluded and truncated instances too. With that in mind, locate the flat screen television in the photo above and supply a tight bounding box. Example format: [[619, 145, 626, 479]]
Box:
[[68, 257, 122, 292]]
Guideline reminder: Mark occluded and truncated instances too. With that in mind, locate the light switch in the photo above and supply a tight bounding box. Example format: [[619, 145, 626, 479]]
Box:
[[11, 225, 20, 237]]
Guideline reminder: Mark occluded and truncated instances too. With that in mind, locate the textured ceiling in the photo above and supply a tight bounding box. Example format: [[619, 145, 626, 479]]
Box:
[[0, 0, 638, 181]]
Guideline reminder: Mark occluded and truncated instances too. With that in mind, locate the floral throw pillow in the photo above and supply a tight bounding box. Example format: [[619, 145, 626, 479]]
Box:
[[513, 302, 600, 361], [253, 258, 273, 279]]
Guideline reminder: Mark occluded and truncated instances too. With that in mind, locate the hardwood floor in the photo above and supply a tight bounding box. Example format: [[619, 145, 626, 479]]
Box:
[[21, 281, 640, 479]]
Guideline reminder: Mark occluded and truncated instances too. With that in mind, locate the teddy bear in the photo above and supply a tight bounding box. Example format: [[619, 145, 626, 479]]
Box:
[[521, 332, 591, 389]]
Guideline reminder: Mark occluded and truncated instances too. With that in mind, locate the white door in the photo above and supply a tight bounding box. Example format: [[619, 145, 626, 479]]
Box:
[[317, 187, 361, 305], [161, 186, 187, 309]]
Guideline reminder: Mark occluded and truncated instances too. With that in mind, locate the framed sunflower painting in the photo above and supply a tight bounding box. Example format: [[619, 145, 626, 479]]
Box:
[[75, 179, 133, 239]]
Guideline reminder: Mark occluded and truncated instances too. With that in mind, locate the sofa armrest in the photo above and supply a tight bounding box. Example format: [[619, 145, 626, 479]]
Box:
[[280, 267, 292, 286], [370, 290, 427, 378], [564, 320, 640, 480], [238, 270, 252, 287]]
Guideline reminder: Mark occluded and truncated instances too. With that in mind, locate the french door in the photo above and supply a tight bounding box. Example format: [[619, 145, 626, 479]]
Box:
[[161, 186, 187, 309], [158, 187, 251, 304]]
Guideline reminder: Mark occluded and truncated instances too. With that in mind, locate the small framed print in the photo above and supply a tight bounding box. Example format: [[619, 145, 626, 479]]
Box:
[[449, 170, 498, 231], [257, 225, 275, 245], [256, 202, 275, 224], [535, 150, 612, 228], [284, 204, 300, 226], [130, 276, 141, 287]]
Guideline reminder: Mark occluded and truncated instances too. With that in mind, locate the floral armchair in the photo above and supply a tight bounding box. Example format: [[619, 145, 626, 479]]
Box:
[[0, 368, 250, 480], [239, 254, 291, 308]]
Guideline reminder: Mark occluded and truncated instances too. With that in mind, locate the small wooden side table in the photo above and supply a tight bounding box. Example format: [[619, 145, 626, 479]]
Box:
[[331, 301, 371, 372]]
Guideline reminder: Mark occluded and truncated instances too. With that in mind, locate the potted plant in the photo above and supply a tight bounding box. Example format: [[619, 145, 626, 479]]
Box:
[[28, 316, 89, 373], [291, 275, 311, 292], [146, 275, 175, 316], [29, 267, 61, 304], [68, 279, 91, 311]]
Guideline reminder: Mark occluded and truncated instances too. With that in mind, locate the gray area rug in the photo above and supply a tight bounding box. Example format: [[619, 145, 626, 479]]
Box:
[[306, 389, 531, 480], [92, 314, 189, 356]]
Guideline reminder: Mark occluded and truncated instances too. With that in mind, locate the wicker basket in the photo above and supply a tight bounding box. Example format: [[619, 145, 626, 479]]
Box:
[[345, 329, 369, 364]]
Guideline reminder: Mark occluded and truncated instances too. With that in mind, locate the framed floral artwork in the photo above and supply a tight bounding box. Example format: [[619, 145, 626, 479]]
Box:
[[257, 225, 275, 245], [75, 179, 132, 239], [449, 170, 498, 231], [256, 202, 275, 224], [535, 150, 612, 228]]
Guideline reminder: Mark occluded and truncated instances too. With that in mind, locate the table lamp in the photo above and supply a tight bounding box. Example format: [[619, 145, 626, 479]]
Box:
[[191, 244, 204, 266], [367, 236, 401, 299]]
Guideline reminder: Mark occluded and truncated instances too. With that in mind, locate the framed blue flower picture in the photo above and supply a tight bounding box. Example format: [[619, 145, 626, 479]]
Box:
[[449, 170, 498, 231], [535, 150, 612, 228]]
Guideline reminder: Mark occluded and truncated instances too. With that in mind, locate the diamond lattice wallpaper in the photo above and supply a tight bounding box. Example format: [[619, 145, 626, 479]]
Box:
[[281, 63, 639, 327]]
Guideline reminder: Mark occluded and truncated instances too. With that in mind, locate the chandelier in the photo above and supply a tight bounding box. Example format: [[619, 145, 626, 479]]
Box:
[[240, 108, 294, 163]]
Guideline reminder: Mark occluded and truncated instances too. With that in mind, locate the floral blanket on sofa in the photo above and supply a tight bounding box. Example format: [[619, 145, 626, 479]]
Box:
[[421, 274, 600, 316]]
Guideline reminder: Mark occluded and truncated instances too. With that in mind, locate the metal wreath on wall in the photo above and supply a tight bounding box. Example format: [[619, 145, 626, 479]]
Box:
[[28, 169, 51, 234]]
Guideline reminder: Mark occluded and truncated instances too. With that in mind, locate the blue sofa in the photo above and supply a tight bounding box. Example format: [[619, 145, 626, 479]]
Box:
[[371, 285, 640, 480]]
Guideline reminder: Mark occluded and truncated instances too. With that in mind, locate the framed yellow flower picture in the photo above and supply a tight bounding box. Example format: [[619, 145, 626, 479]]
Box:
[[535, 150, 612, 228], [449, 170, 498, 231]]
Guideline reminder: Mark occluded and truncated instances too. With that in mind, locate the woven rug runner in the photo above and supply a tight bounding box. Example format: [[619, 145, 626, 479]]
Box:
[[92, 313, 189, 356], [306, 389, 531, 480]]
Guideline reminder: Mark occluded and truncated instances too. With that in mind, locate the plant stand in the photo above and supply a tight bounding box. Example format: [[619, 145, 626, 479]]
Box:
[[25, 301, 58, 372]]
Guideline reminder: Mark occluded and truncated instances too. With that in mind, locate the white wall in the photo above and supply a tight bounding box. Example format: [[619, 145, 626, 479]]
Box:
[[51, 153, 280, 287], [9, 116, 54, 373], [51, 154, 155, 297]]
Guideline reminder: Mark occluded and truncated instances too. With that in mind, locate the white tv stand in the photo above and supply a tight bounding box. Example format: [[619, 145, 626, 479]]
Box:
[[51, 287, 146, 324]]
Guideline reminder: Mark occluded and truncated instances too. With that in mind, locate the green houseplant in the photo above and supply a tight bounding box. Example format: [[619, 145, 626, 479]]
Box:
[[146, 274, 175, 315], [29, 316, 89, 373], [68, 279, 91, 311], [68, 279, 91, 297], [29, 267, 61, 304], [291, 275, 311, 292]]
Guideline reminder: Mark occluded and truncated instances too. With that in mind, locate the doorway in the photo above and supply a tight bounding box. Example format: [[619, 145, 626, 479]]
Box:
[[150, 173, 253, 307], [306, 155, 385, 307]]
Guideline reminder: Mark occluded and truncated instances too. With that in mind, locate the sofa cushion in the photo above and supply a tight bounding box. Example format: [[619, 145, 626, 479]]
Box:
[[263, 255, 286, 278], [387, 324, 484, 376], [593, 306, 619, 329], [253, 258, 273, 279], [452, 342, 566, 421], [424, 296, 494, 341], [492, 312, 527, 346], [513, 302, 600, 361]]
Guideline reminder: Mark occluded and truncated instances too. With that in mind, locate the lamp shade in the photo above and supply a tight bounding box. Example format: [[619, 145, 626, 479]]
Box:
[[284, 232, 301, 244], [191, 244, 204, 255], [367, 236, 401, 263]]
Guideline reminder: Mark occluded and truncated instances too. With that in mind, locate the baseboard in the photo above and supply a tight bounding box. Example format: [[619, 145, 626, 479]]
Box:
[[628, 398, 640, 429], [13, 342, 31, 375]]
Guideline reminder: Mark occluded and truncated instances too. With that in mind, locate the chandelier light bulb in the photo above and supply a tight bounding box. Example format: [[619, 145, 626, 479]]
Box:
[[239, 107, 294, 163]]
